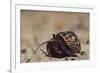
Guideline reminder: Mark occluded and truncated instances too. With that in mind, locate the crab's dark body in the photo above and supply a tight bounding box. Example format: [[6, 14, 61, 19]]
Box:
[[40, 31, 81, 58]]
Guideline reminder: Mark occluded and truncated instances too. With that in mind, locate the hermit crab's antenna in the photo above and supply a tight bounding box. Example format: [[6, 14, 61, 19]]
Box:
[[40, 49, 49, 57], [37, 41, 48, 50], [36, 34, 55, 56], [37, 34, 55, 50], [36, 41, 50, 57]]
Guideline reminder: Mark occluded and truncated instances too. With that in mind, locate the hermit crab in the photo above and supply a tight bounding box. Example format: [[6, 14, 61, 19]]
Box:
[[38, 31, 81, 58]]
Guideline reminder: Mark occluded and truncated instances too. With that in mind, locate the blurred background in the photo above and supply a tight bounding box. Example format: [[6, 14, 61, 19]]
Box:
[[20, 10, 89, 63]]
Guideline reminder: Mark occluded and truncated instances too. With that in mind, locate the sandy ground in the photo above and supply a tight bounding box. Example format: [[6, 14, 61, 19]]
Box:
[[20, 10, 89, 63]]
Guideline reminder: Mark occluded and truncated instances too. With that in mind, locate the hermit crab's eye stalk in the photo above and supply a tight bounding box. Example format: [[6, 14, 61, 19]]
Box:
[[52, 34, 56, 38]]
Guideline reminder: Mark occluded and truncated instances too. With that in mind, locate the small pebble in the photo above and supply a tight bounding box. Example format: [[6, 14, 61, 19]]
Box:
[[65, 58, 68, 61], [80, 51, 85, 55], [86, 40, 89, 44], [21, 49, 26, 53], [71, 58, 75, 60]]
